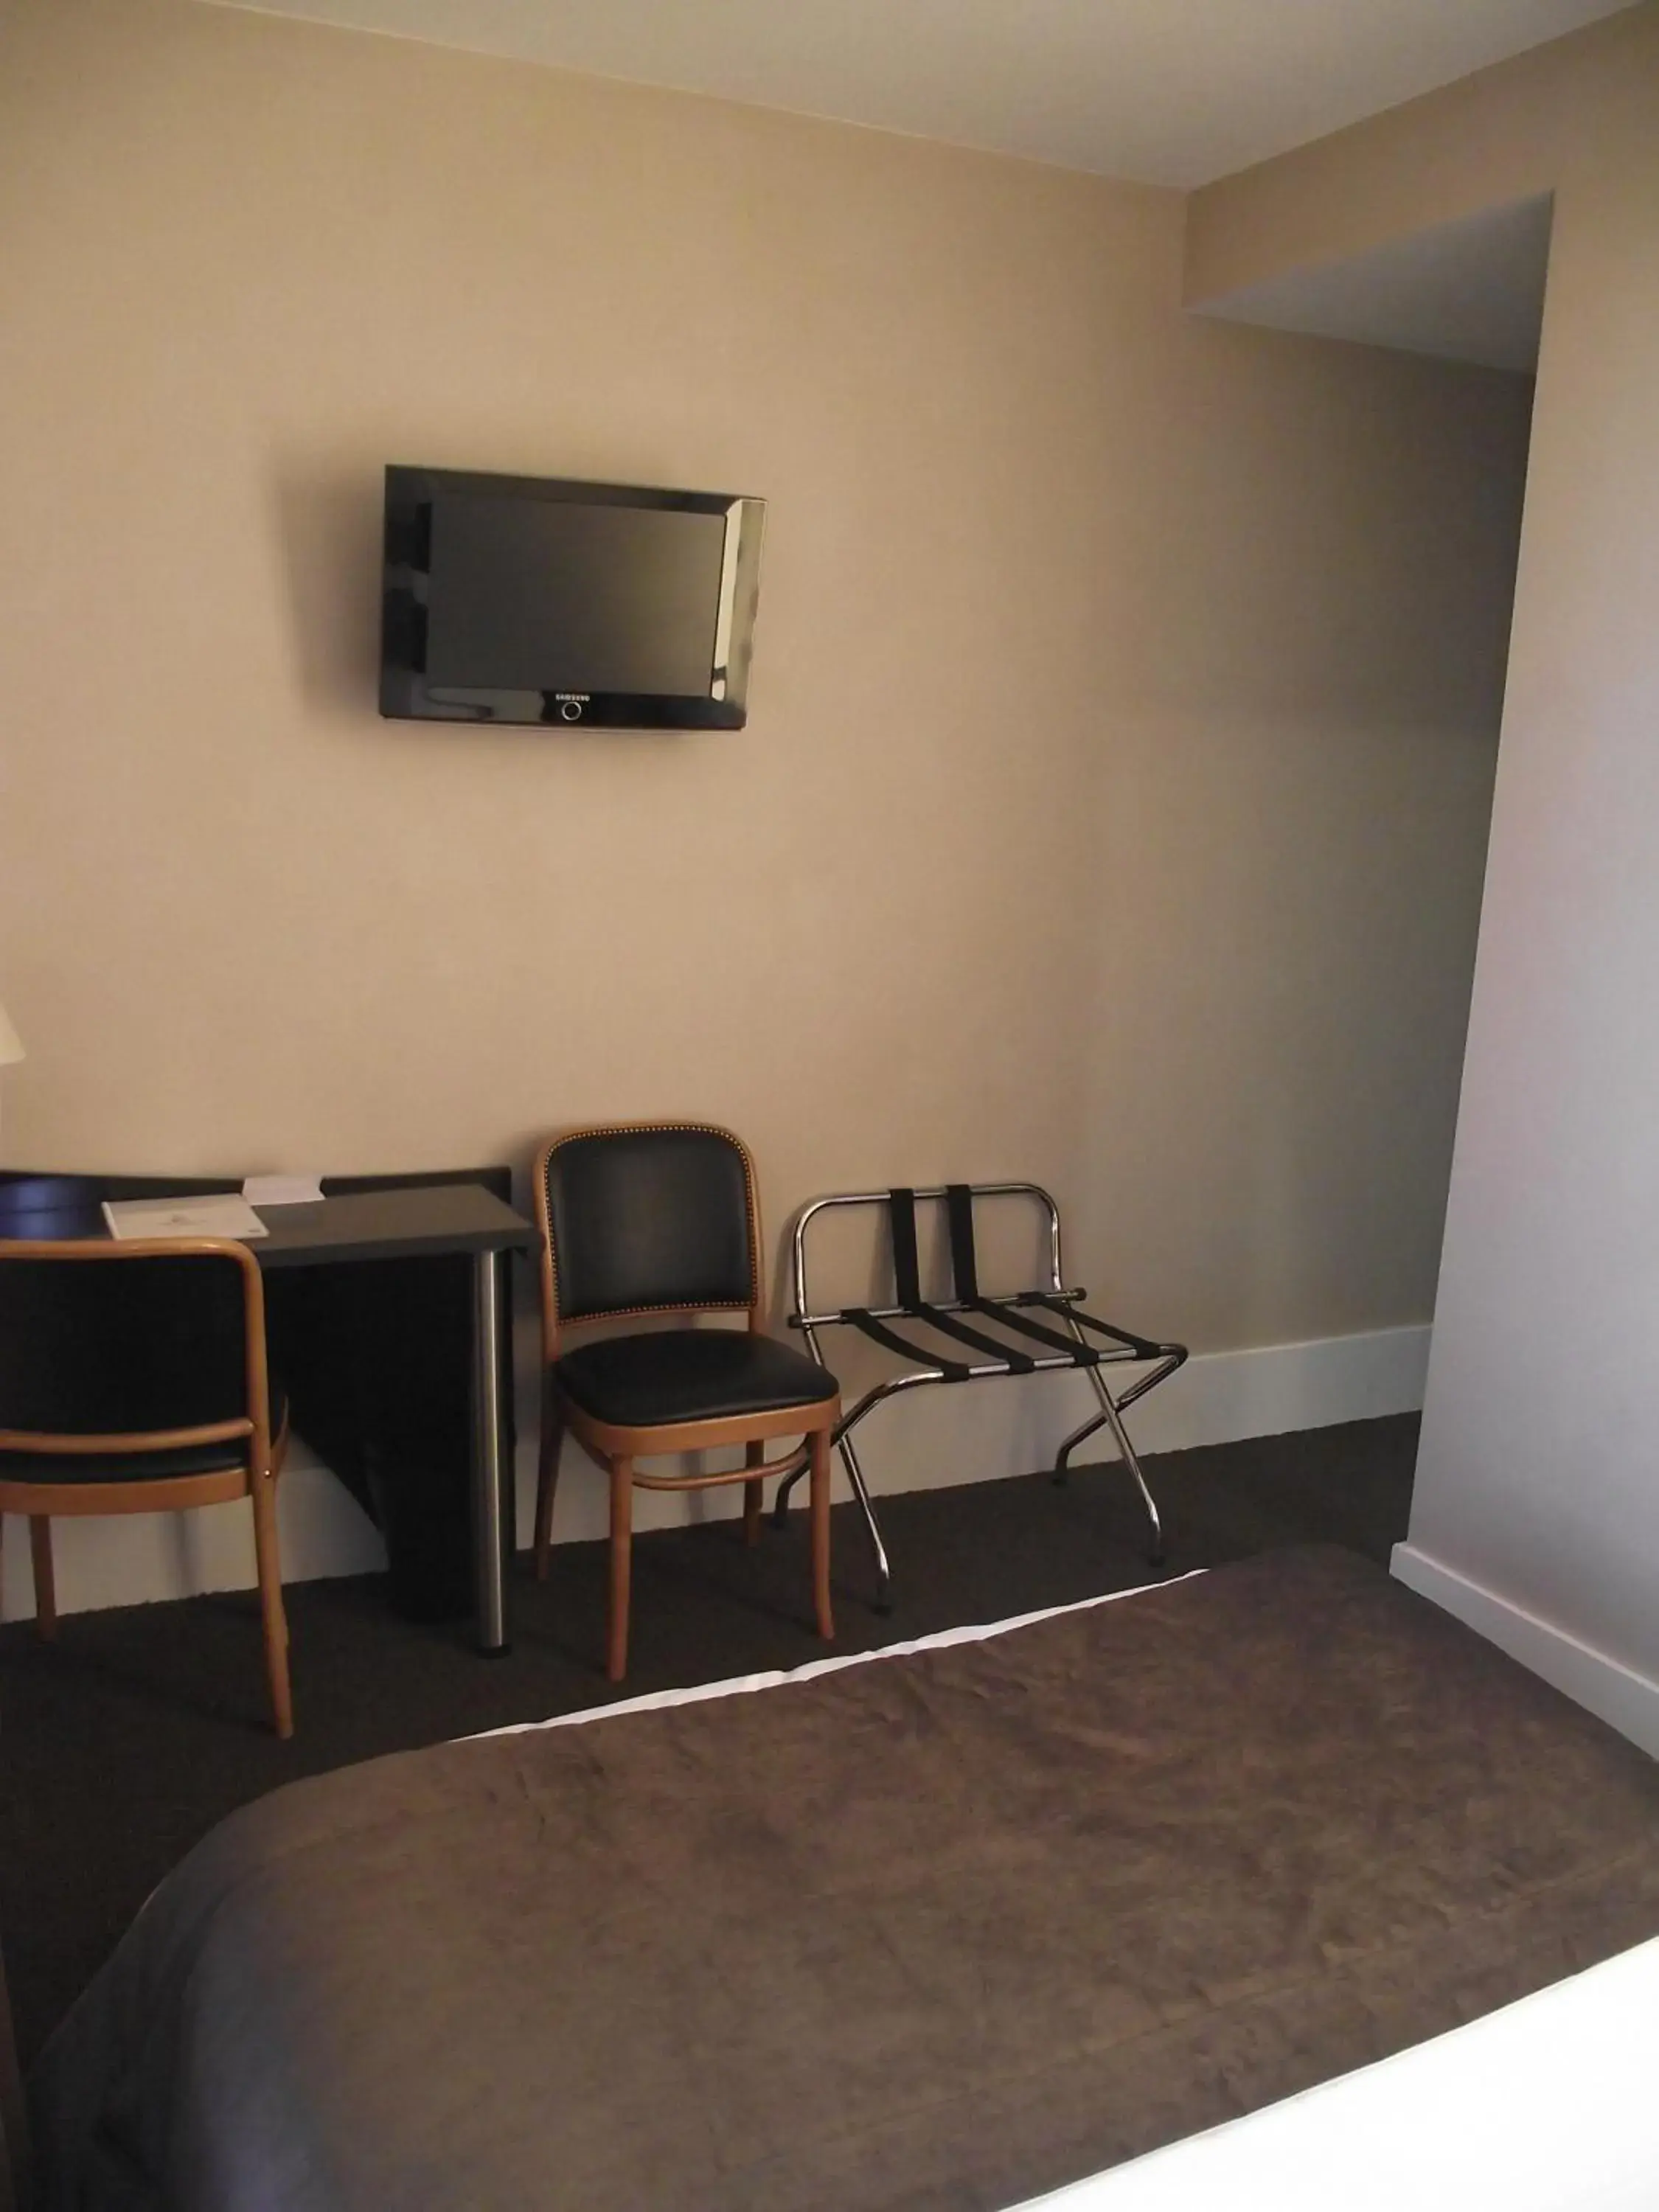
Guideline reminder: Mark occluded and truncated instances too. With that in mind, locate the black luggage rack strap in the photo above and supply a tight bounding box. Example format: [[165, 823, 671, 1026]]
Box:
[[774, 1183, 1187, 1608]]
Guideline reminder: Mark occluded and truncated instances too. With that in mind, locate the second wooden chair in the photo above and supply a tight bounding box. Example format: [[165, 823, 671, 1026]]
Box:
[[532, 1123, 839, 1680]]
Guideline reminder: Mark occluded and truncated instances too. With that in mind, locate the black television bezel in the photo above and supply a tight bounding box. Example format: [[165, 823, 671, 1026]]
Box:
[[378, 465, 765, 730]]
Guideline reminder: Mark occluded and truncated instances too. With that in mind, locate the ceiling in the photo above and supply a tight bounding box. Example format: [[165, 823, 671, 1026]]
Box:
[[214, 0, 1631, 189]]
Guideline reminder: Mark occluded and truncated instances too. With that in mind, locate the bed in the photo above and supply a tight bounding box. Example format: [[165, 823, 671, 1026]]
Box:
[[28, 1545, 1659, 2211]]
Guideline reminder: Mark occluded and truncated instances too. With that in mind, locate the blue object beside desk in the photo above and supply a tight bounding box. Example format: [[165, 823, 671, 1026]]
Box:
[[0, 1171, 536, 1652]]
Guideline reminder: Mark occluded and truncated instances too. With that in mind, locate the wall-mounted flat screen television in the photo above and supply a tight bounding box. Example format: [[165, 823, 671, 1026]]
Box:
[[380, 467, 765, 728]]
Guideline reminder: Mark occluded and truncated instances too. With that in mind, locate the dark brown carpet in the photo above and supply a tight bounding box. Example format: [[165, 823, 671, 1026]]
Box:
[[0, 1415, 1416, 2068]]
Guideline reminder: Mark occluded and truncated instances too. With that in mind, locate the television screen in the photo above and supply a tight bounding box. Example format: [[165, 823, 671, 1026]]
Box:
[[380, 467, 765, 728]]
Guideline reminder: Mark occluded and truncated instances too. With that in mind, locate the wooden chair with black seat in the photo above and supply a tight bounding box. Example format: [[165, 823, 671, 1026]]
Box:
[[532, 1123, 841, 1682], [0, 1237, 293, 1738]]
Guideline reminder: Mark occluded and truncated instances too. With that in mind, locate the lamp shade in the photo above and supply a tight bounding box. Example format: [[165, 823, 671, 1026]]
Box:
[[0, 999, 24, 1068]]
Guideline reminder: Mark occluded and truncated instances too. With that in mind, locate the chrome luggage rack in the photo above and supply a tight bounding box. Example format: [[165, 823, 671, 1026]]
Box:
[[773, 1183, 1187, 1611]]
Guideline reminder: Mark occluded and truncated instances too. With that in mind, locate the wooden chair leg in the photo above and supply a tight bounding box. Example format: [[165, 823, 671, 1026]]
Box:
[[29, 1517, 57, 1643], [535, 1380, 565, 1581], [607, 1456, 634, 1683], [742, 1439, 765, 1547], [809, 1426, 834, 1642], [250, 1478, 293, 1740]]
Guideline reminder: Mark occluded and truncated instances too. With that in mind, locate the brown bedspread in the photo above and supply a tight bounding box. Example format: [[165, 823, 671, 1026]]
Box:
[[29, 1547, 1659, 2211]]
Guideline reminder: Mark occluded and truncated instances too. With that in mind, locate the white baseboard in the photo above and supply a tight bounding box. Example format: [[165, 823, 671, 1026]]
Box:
[[1, 1323, 1428, 1618], [529, 1321, 1430, 1543], [1391, 1543, 1659, 1761], [1088, 1323, 1430, 1458]]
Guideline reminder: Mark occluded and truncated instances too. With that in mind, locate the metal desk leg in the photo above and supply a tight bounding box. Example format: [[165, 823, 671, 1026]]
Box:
[[471, 1248, 512, 1653]]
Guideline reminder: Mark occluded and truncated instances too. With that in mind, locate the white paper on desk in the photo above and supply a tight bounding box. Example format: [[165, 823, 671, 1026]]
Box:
[[242, 1174, 324, 1207], [102, 1194, 269, 1241]]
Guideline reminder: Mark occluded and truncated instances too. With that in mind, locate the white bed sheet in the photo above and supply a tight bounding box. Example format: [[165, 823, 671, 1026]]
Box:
[[479, 1572, 1659, 2212], [473, 1571, 1204, 1742], [1018, 1930, 1659, 2211]]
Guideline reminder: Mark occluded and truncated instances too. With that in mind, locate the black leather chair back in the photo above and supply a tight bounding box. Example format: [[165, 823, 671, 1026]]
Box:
[[542, 1126, 757, 1324], [0, 1247, 249, 1439]]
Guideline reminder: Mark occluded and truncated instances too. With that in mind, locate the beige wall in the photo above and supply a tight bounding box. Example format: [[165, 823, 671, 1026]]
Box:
[[0, 0, 1528, 1573], [1189, 1, 1659, 1744]]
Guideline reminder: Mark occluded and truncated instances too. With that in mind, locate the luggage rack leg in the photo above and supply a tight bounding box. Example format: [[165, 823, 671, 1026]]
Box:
[[772, 1429, 893, 1613], [774, 1321, 894, 1612], [832, 1429, 893, 1614], [1053, 1361, 1164, 1567]]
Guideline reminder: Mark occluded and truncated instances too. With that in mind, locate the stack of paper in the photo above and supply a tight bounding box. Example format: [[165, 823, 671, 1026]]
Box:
[[102, 1194, 269, 1242]]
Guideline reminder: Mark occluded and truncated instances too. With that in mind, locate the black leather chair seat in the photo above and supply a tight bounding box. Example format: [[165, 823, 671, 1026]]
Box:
[[554, 1331, 836, 1430], [0, 1394, 285, 1484]]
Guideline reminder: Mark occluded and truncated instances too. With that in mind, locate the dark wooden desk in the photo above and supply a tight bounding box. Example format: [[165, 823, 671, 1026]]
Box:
[[249, 1184, 535, 1652], [0, 1172, 536, 1652]]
